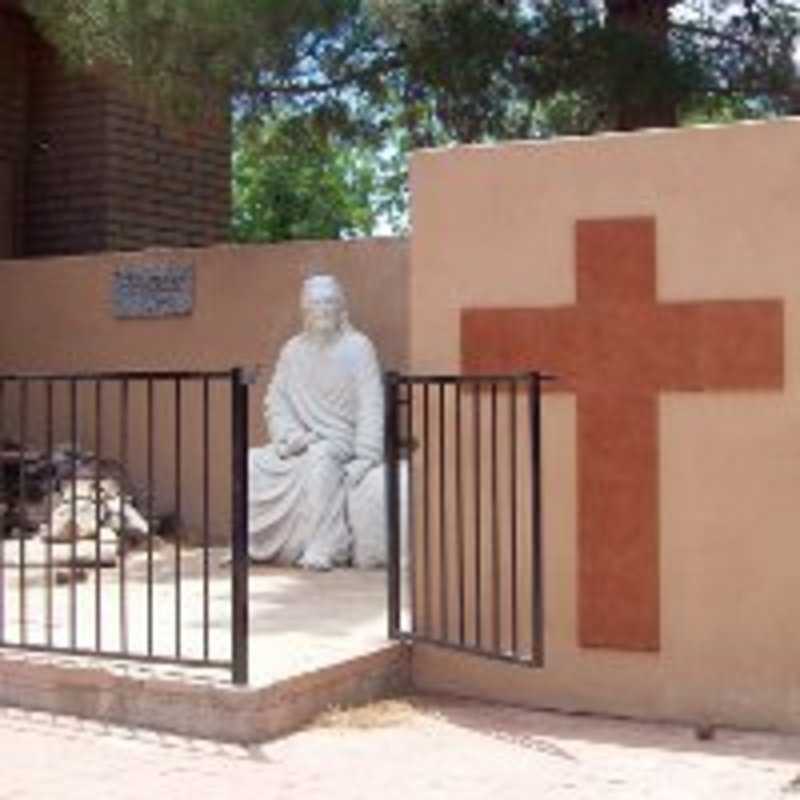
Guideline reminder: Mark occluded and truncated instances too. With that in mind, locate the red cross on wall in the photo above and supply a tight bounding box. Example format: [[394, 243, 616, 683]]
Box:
[[462, 217, 784, 651]]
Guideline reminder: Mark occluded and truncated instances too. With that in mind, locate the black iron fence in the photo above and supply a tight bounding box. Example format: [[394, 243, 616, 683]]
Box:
[[0, 369, 249, 684], [385, 372, 548, 667]]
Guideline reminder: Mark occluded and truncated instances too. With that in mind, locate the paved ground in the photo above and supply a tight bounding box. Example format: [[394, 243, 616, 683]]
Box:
[[1, 547, 393, 685], [1, 695, 799, 799]]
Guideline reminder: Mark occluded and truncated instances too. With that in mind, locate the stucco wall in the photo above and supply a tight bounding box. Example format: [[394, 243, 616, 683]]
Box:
[[408, 118, 800, 732], [0, 237, 408, 540]]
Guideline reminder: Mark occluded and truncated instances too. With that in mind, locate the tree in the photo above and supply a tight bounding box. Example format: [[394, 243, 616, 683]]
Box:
[[22, 0, 359, 121], [27, 0, 798, 135], [231, 113, 380, 242], [26, 0, 798, 134], [24, 0, 800, 237], [364, 0, 800, 136], [600, 0, 800, 129]]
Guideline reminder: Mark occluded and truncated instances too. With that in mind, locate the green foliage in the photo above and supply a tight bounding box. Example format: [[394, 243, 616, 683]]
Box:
[[364, 0, 799, 136], [24, 0, 800, 132], [23, 0, 800, 237], [23, 0, 357, 121], [25, 0, 798, 134], [231, 114, 379, 243], [366, 0, 536, 143]]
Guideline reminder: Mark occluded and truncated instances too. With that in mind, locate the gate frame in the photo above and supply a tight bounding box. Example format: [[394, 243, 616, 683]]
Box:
[[384, 371, 550, 668], [0, 367, 250, 685]]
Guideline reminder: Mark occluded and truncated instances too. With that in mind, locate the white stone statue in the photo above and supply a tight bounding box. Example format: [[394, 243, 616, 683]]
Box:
[[247, 274, 385, 570]]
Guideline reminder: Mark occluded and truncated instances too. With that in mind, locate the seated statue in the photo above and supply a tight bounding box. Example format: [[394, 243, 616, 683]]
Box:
[[247, 274, 384, 570]]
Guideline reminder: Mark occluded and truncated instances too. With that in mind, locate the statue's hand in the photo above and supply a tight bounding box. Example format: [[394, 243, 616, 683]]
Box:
[[276, 430, 314, 459], [345, 457, 374, 488]]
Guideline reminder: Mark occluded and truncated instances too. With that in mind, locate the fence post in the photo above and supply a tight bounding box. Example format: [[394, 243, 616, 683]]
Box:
[[529, 372, 544, 667], [384, 371, 402, 639], [231, 368, 250, 685]]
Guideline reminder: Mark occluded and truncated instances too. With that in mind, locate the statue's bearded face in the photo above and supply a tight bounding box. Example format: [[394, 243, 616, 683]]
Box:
[[302, 281, 343, 336]]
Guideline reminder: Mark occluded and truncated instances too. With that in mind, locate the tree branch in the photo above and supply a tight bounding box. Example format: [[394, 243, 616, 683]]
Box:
[[242, 55, 403, 98], [670, 19, 789, 58]]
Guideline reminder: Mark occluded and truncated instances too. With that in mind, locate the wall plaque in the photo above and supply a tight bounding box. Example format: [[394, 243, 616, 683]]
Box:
[[113, 264, 194, 318]]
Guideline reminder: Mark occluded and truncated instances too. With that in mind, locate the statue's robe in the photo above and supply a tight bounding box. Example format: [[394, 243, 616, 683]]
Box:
[[248, 327, 384, 567]]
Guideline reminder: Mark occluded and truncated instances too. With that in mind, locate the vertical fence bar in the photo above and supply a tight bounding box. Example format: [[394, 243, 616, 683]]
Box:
[[509, 379, 518, 657], [202, 376, 211, 661], [438, 382, 448, 641], [455, 381, 465, 647], [45, 381, 53, 647], [473, 382, 482, 649], [406, 380, 417, 636], [530, 373, 544, 666], [69, 378, 78, 650], [384, 372, 401, 639], [231, 368, 250, 685], [18, 378, 28, 645], [119, 379, 129, 654], [174, 378, 182, 659], [422, 383, 430, 636], [0, 370, 259, 673], [490, 382, 500, 654], [146, 378, 154, 657], [94, 380, 103, 651]]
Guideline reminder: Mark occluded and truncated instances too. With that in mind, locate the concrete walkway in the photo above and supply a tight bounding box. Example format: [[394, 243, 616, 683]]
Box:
[[1, 695, 799, 799]]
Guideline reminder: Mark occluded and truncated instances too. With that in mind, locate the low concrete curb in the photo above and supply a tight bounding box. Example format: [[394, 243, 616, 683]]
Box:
[[0, 642, 411, 743]]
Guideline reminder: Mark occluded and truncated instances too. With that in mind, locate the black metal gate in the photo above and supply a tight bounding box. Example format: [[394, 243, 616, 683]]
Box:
[[0, 369, 249, 684], [384, 373, 547, 667]]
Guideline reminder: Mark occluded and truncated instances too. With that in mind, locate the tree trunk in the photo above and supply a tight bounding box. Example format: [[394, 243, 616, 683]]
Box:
[[604, 0, 679, 130]]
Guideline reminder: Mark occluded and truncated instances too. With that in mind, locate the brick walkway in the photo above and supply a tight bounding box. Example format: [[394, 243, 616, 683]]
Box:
[[1, 696, 799, 799]]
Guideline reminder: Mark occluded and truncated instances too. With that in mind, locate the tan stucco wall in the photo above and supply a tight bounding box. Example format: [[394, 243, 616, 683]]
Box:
[[0, 237, 408, 539], [409, 118, 800, 732]]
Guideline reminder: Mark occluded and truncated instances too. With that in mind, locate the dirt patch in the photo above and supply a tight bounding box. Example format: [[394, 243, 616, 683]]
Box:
[[313, 698, 422, 730]]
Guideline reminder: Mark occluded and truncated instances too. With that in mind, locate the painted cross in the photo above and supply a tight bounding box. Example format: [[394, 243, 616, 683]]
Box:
[[462, 217, 784, 651]]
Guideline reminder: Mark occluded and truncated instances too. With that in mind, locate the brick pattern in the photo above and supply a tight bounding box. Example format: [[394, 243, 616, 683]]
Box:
[[0, 9, 28, 162], [24, 37, 109, 256], [104, 92, 231, 252], [0, 8, 30, 256], [0, 162, 11, 256], [0, 6, 231, 258]]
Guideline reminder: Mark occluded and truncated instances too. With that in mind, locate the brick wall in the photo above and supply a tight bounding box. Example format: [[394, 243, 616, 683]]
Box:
[[24, 38, 109, 256], [0, 162, 12, 257], [104, 92, 231, 252], [0, 7, 30, 257], [0, 4, 231, 258], [0, 4, 28, 163]]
